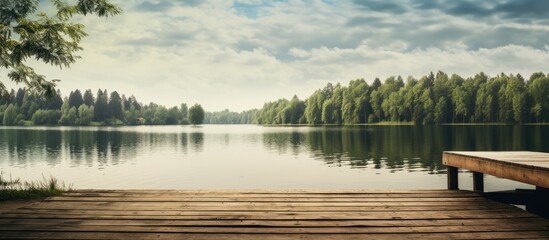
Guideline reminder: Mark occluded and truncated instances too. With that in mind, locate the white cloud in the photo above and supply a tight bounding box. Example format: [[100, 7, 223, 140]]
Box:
[[4, 0, 549, 112]]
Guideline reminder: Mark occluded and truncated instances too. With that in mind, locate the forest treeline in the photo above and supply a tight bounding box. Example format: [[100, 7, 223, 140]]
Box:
[[0, 89, 205, 126], [2, 71, 548, 126], [252, 71, 549, 125], [204, 110, 256, 124]]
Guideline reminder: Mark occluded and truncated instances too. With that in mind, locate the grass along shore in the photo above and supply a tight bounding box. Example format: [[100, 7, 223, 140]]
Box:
[[0, 174, 69, 201]]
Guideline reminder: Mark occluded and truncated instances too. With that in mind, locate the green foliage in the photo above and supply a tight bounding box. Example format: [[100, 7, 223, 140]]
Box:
[[205, 109, 257, 124], [253, 72, 549, 125], [528, 73, 549, 122], [304, 90, 324, 125], [124, 106, 139, 125], [78, 104, 93, 125], [166, 107, 182, 125], [152, 106, 168, 125], [188, 104, 205, 125], [2, 104, 19, 125], [94, 89, 108, 121], [83, 89, 95, 106], [58, 106, 78, 125], [108, 91, 124, 121], [68, 89, 84, 109], [31, 109, 61, 125], [2, 71, 549, 127], [321, 99, 337, 124], [0, 0, 121, 96], [13, 88, 137, 126]]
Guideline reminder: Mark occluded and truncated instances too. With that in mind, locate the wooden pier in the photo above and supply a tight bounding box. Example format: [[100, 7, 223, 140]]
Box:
[[1, 189, 549, 239], [444, 151, 549, 217]]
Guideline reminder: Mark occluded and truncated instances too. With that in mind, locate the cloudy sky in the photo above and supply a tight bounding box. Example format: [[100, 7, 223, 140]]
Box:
[[17, 0, 549, 111]]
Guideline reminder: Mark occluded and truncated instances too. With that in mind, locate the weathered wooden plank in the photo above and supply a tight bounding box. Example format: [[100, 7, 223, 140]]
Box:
[[2, 224, 549, 234], [0, 210, 534, 220], [1, 231, 548, 240], [443, 151, 549, 188], [3, 189, 549, 239], [26, 199, 496, 208], [56, 194, 482, 199], [3, 204, 513, 214], [71, 189, 468, 193], [44, 196, 487, 202], [61, 191, 480, 198], [0, 218, 544, 227]]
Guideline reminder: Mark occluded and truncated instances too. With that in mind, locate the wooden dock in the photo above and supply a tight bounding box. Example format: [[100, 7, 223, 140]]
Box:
[[444, 151, 549, 217], [1, 189, 549, 239]]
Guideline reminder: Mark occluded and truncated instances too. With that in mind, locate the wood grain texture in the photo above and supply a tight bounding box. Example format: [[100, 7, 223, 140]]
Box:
[[443, 151, 549, 188], [1, 189, 548, 239]]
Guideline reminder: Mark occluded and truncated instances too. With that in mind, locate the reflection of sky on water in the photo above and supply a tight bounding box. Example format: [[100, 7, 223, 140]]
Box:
[[0, 125, 547, 190]]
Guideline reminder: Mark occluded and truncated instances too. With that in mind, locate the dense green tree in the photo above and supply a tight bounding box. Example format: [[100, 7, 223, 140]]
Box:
[[141, 104, 155, 125], [58, 100, 77, 125], [0, 0, 121, 96], [94, 89, 109, 121], [124, 105, 139, 125], [2, 104, 19, 125], [152, 106, 167, 125], [420, 89, 434, 124], [253, 99, 288, 124], [369, 90, 383, 122], [371, 78, 382, 90], [130, 95, 141, 111], [0, 105, 6, 124], [321, 99, 337, 124], [528, 73, 549, 122], [434, 96, 447, 123], [205, 109, 256, 124], [109, 91, 123, 121], [83, 89, 95, 106], [58, 106, 78, 125], [286, 95, 305, 124], [433, 71, 450, 102], [20, 92, 39, 118], [342, 79, 370, 124], [401, 77, 417, 122], [326, 84, 345, 124], [78, 104, 94, 125], [188, 104, 205, 125], [45, 90, 63, 110], [31, 109, 61, 125], [0, 92, 10, 106], [14, 88, 25, 106], [68, 90, 84, 110], [121, 94, 129, 111], [166, 106, 182, 125], [304, 90, 324, 124]]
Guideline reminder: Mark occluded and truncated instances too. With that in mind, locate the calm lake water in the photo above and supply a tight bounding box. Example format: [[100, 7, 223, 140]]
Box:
[[1, 125, 547, 190]]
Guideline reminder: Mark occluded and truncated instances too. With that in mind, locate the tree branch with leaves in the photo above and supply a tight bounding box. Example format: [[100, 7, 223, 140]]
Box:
[[0, 0, 121, 96]]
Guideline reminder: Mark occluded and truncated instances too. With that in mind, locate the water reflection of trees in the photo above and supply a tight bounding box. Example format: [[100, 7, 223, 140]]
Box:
[[1, 126, 547, 171], [262, 132, 305, 156], [190, 132, 204, 152], [262, 126, 549, 173], [0, 128, 202, 168]]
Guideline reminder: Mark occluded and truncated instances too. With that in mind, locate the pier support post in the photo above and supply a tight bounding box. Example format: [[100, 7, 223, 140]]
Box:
[[447, 166, 459, 190], [473, 171, 484, 192], [526, 186, 549, 218]]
